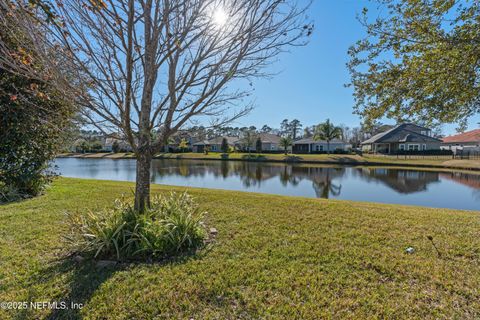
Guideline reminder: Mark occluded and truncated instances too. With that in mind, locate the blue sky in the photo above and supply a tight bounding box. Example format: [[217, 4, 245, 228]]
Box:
[[232, 0, 480, 136]]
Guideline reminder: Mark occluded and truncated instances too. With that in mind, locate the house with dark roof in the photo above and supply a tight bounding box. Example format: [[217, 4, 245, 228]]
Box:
[[292, 138, 352, 153], [192, 136, 238, 153], [360, 123, 441, 154], [441, 129, 480, 153]]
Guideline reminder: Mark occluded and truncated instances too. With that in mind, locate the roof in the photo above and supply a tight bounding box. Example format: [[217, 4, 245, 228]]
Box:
[[361, 129, 395, 145], [293, 137, 345, 144], [361, 123, 440, 144], [105, 137, 126, 144], [442, 129, 480, 143], [258, 133, 281, 144]]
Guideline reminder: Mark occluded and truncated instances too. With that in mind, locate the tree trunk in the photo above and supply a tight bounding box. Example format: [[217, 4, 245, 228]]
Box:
[[327, 140, 330, 154], [134, 151, 151, 212]]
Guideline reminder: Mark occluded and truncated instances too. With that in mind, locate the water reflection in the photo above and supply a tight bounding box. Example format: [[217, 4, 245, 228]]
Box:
[[353, 167, 440, 194], [54, 158, 480, 210], [440, 171, 480, 200], [311, 168, 343, 199], [151, 160, 446, 198]]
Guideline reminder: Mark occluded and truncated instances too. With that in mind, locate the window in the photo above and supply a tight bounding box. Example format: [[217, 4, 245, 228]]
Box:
[[407, 171, 420, 178], [407, 144, 419, 151], [422, 144, 427, 151], [315, 145, 320, 151], [211, 145, 217, 151], [420, 130, 431, 136], [399, 144, 405, 151]]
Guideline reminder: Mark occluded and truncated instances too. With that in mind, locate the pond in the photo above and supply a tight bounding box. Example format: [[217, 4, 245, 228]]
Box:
[[53, 158, 480, 211]]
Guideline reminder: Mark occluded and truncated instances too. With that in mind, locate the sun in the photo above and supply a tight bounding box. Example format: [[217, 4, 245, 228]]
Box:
[[212, 7, 228, 28]]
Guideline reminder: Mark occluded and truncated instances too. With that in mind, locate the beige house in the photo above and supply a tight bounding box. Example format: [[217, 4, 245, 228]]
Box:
[[192, 136, 238, 153]]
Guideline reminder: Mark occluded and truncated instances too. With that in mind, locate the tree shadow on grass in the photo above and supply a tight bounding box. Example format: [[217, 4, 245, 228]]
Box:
[[0, 198, 27, 206], [18, 249, 210, 320], [285, 155, 303, 162], [333, 156, 361, 163], [14, 259, 121, 320], [241, 154, 266, 161], [99, 153, 115, 158], [0, 193, 35, 207]]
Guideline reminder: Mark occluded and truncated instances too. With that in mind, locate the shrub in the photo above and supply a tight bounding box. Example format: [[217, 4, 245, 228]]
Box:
[[66, 192, 208, 261], [0, 184, 28, 203], [90, 141, 103, 152], [255, 137, 262, 153], [221, 138, 229, 154], [0, 19, 75, 199], [112, 141, 120, 153]]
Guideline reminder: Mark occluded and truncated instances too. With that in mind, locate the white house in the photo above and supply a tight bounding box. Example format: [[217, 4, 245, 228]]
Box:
[[292, 138, 351, 153]]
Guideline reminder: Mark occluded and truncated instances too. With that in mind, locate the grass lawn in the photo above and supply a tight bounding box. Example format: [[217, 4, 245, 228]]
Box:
[[59, 152, 480, 171], [1, 178, 479, 319]]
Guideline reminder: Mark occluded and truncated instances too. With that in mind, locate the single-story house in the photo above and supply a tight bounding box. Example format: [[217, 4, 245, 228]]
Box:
[[192, 136, 238, 153], [441, 129, 480, 153], [360, 123, 441, 154], [163, 133, 196, 152], [292, 138, 351, 153], [257, 133, 282, 151], [236, 133, 282, 152], [104, 137, 133, 152]]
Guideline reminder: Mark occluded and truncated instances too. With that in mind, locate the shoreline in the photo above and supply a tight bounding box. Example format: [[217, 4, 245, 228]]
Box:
[[57, 152, 480, 172]]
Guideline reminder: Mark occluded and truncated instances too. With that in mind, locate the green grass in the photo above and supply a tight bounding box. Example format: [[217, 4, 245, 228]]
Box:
[[1, 178, 479, 319]]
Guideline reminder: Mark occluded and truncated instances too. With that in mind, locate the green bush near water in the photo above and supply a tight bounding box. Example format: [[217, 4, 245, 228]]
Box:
[[66, 192, 208, 261]]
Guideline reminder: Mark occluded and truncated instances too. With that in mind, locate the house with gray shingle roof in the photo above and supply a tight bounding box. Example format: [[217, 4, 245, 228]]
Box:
[[292, 138, 351, 153], [360, 123, 441, 154], [257, 133, 282, 151]]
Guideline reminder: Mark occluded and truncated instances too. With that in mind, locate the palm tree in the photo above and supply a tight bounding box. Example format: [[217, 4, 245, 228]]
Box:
[[312, 168, 342, 198], [313, 119, 343, 154], [279, 136, 292, 155]]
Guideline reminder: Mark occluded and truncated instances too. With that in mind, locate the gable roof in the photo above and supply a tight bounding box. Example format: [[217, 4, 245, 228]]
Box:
[[361, 123, 440, 144], [442, 129, 480, 143], [258, 133, 281, 143]]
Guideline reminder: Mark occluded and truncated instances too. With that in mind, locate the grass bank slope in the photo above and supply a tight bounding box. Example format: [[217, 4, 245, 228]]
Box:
[[1, 178, 479, 319], [59, 152, 480, 171]]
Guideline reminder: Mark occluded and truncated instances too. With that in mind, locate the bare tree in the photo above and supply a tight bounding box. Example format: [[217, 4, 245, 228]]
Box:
[[0, 0, 312, 212], [239, 129, 257, 155], [338, 124, 350, 142]]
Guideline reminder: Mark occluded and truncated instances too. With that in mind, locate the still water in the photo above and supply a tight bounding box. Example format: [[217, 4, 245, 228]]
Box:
[[54, 158, 480, 211]]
